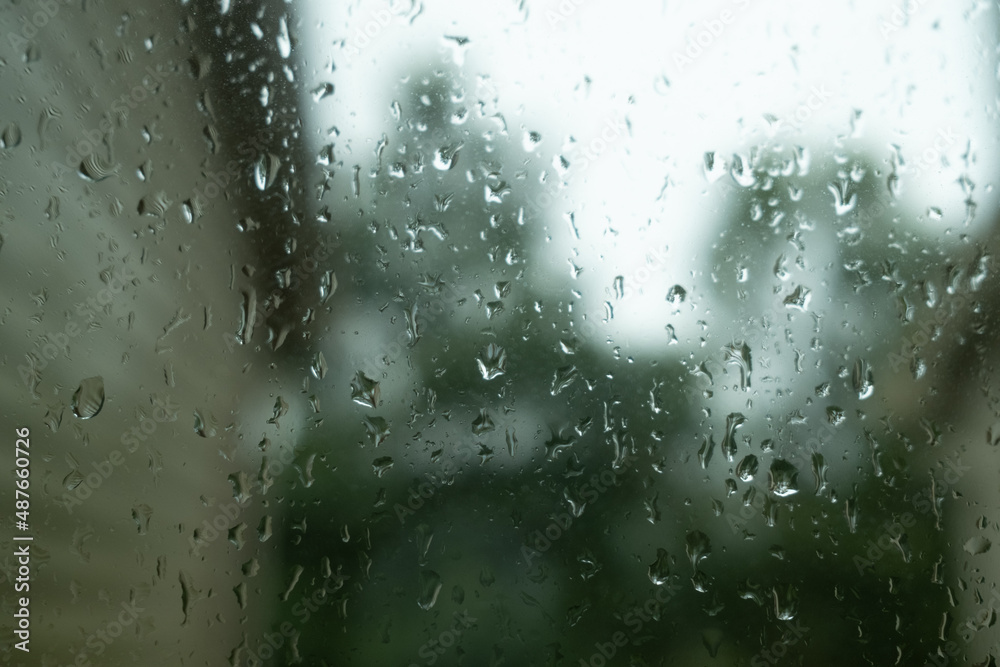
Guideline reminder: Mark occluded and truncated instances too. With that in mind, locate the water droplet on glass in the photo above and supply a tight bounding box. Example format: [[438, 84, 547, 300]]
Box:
[[724, 342, 752, 390], [666, 284, 687, 306], [828, 180, 857, 215], [826, 406, 845, 425], [276, 15, 291, 58], [310, 351, 328, 380], [71, 376, 105, 419], [772, 583, 799, 620], [730, 152, 757, 187], [685, 531, 711, 570], [736, 455, 759, 482], [697, 435, 715, 469], [721, 412, 746, 462], [253, 152, 280, 191], [812, 452, 829, 494], [964, 536, 991, 556], [522, 130, 542, 152], [363, 416, 390, 446], [472, 409, 495, 435], [63, 469, 84, 490], [433, 141, 462, 170], [852, 358, 874, 399], [417, 570, 442, 610], [768, 459, 799, 497], [372, 456, 394, 478], [477, 343, 508, 380], [551, 365, 578, 396], [704, 151, 726, 183], [132, 504, 152, 535], [267, 397, 288, 426], [137, 191, 170, 217], [193, 409, 216, 437], [1, 122, 22, 148], [782, 285, 811, 311], [350, 371, 380, 408], [79, 153, 118, 182], [311, 82, 334, 102], [648, 548, 671, 585], [506, 428, 518, 457]]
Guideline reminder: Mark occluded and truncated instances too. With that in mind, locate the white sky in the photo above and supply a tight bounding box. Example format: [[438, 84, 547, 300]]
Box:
[[299, 0, 999, 354]]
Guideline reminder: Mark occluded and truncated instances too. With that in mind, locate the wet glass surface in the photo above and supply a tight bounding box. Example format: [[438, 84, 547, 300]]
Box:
[[2, 1, 1000, 665]]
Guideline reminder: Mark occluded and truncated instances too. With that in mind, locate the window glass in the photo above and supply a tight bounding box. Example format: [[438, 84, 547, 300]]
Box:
[[2, 1, 999, 665]]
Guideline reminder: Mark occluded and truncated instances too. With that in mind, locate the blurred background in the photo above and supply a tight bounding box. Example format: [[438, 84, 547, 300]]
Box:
[[1, 0, 1000, 665]]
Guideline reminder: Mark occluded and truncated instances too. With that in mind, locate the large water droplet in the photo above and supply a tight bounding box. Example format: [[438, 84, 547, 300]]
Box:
[[477, 343, 508, 380], [276, 15, 292, 58], [685, 531, 711, 570], [433, 142, 462, 170], [648, 548, 671, 585], [772, 583, 799, 620], [363, 416, 390, 446], [720, 412, 746, 462], [698, 435, 715, 469], [782, 285, 811, 311], [311, 82, 334, 102], [522, 130, 542, 152], [852, 358, 874, 400], [350, 372, 380, 408], [768, 459, 799, 497], [1, 122, 22, 148], [253, 152, 280, 191], [724, 342, 752, 391], [80, 153, 119, 182], [71, 376, 105, 419], [736, 454, 759, 482], [551, 365, 578, 395], [311, 351, 328, 380], [417, 570, 442, 610]]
